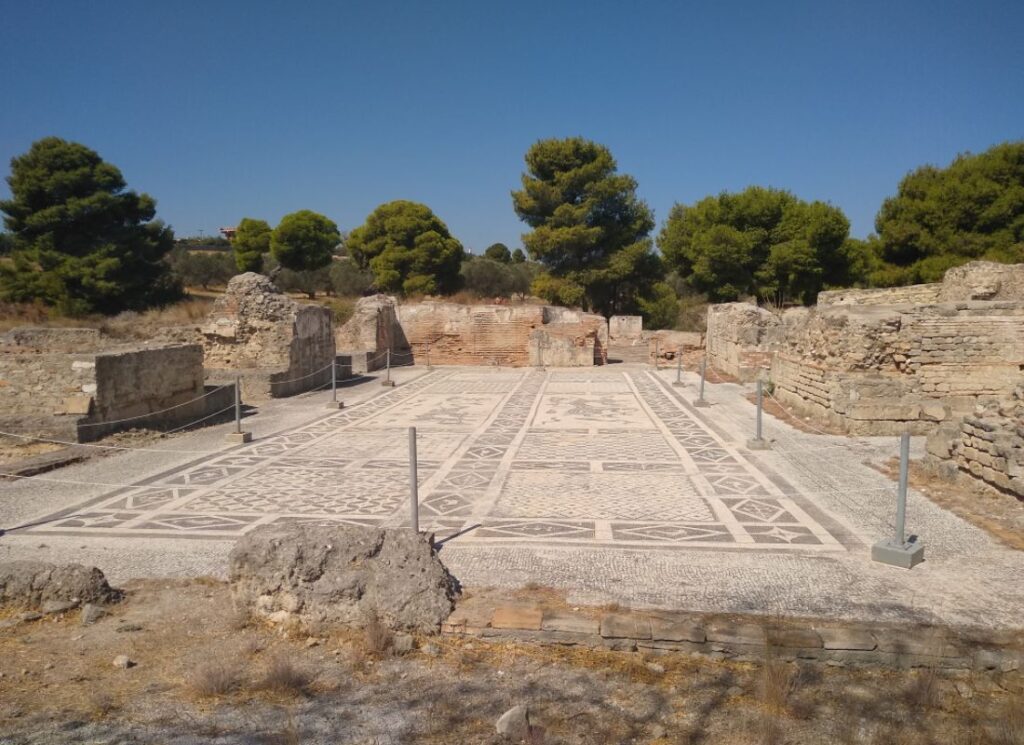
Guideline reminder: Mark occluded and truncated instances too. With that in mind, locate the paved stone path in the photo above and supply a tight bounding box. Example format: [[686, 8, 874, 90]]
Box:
[[21, 368, 847, 553], [4, 366, 1023, 629]]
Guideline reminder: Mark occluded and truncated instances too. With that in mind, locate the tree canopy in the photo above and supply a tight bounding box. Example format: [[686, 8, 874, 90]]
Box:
[[270, 210, 339, 273], [233, 217, 272, 272], [0, 137, 180, 315], [346, 200, 463, 295], [874, 141, 1024, 283], [512, 137, 662, 316], [658, 186, 852, 304], [483, 242, 512, 263]]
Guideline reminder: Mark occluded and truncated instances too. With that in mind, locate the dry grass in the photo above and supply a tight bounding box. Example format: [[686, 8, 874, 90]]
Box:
[[362, 611, 393, 657], [257, 654, 316, 698], [186, 656, 244, 698], [992, 696, 1024, 745]]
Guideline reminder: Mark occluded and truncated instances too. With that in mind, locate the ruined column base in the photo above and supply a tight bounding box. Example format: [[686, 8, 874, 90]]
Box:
[[225, 431, 253, 444], [324, 401, 345, 410], [746, 438, 771, 450], [692, 399, 711, 408], [871, 539, 925, 569]]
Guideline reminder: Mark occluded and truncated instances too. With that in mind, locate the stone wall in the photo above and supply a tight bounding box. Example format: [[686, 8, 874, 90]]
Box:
[[203, 273, 335, 398], [0, 334, 229, 441], [817, 284, 942, 307], [926, 389, 1024, 499], [393, 302, 608, 367], [334, 294, 401, 372], [609, 315, 643, 341], [705, 262, 1024, 434]]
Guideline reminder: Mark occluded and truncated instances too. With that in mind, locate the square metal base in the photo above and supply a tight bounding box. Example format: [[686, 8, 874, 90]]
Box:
[[225, 431, 252, 444], [380, 380, 396, 387], [746, 438, 771, 450], [871, 539, 925, 569], [672, 381, 687, 388], [324, 401, 345, 409], [692, 399, 711, 408]]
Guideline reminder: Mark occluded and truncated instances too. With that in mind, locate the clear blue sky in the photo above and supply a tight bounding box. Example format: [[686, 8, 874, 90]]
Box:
[[2, 0, 1022, 252]]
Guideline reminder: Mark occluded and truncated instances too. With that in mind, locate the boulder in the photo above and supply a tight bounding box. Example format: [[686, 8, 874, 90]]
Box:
[[228, 524, 460, 634], [0, 561, 120, 607]]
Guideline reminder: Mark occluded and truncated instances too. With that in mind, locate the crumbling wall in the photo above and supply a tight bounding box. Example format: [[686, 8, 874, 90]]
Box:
[[817, 285, 942, 307], [334, 294, 401, 373], [0, 332, 228, 441], [705, 262, 1024, 434], [395, 302, 607, 367], [203, 273, 334, 397], [609, 315, 643, 341]]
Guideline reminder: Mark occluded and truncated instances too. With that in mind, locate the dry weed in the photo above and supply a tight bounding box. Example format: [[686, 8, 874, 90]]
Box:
[[186, 657, 243, 698], [362, 611, 393, 657], [85, 690, 118, 720], [258, 655, 315, 697], [992, 696, 1024, 745]]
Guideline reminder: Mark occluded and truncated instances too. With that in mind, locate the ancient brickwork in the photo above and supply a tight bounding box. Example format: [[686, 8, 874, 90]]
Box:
[[203, 273, 334, 397], [609, 315, 643, 341], [394, 302, 608, 367], [706, 262, 1024, 434], [0, 332, 228, 441], [817, 284, 942, 307], [334, 294, 401, 373]]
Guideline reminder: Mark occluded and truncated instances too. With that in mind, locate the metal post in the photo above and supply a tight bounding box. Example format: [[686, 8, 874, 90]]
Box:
[[673, 351, 683, 386], [226, 376, 252, 442], [426, 340, 431, 369], [536, 336, 542, 368], [234, 376, 242, 434], [386, 349, 391, 381], [693, 358, 710, 407], [381, 348, 394, 387], [895, 431, 909, 544], [408, 426, 419, 532], [871, 430, 924, 568], [325, 358, 343, 409], [654, 340, 659, 369], [747, 379, 769, 449]]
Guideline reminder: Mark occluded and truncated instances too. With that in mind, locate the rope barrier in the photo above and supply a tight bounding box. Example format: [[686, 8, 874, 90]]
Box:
[[162, 404, 237, 434], [76, 385, 233, 428], [0, 429, 216, 455], [268, 362, 336, 387]]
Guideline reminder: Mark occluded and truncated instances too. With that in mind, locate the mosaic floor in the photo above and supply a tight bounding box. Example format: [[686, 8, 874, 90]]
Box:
[[26, 369, 848, 553]]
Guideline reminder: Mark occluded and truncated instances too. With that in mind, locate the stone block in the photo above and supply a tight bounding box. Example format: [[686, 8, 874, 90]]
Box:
[[225, 431, 252, 443], [706, 622, 766, 647], [600, 613, 652, 640], [60, 395, 94, 415], [649, 616, 706, 643], [817, 627, 877, 651], [541, 611, 600, 635], [767, 628, 823, 649], [491, 606, 543, 631]]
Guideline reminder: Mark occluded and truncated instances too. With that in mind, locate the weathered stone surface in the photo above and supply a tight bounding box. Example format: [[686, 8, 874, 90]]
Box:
[[818, 627, 877, 651], [541, 612, 600, 635], [767, 627, 823, 649], [203, 273, 334, 398], [334, 294, 400, 364], [0, 562, 119, 607], [649, 616, 706, 643], [496, 705, 530, 740], [228, 524, 460, 634], [600, 613, 652, 640], [491, 606, 543, 631], [706, 622, 766, 647]]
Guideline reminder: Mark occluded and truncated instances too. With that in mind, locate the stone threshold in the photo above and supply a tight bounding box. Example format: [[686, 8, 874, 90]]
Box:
[[441, 601, 1024, 674]]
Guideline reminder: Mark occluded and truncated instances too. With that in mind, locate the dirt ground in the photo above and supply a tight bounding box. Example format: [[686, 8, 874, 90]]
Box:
[[1, 580, 1021, 745]]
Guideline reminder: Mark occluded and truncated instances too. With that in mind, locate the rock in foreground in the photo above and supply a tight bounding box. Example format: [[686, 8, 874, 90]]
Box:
[[0, 561, 120, 607], [228, 524, 460, 633]]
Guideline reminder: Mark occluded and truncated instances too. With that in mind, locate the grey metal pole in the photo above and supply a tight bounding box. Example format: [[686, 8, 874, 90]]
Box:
[[699, 359, 706, 401], [425, 340, 431, 369], [408, 426, 419, 532], [234, 376, 242, 434], [330, 358, 337, 403], [675, 353, 682, 383], [756, 379, 763, 441], [386, 349, 391, 383], [654, 340, 659, 369], [895, 431, 910, 545]]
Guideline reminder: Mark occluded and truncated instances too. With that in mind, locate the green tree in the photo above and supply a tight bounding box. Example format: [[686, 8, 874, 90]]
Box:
[[270, 210, 339, 273], [461, 256, 515, 297], [511, 248, 526, 263], [329, 259, 374, 296], [168, 248, 236, 290], [875, 141, 1024, 282], [347, 200, 463, 295], [483, 242, 512, 263], [0, 137, 180, 315], [637, 281, 679, 329], [233, 218, 272, 272], [658, 186, 850, 303], [512, 137, 661, 316]]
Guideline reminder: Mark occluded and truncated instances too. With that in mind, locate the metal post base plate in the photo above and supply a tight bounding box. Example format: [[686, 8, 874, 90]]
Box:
[[692, 399, 711, 408], [324, 401, 345, 409], [746, 438, 771, 450], [871, 539, 925, 569], [225, 431, 253, 444], [672, 381, 687, 387], [381, 380, 396, 387]]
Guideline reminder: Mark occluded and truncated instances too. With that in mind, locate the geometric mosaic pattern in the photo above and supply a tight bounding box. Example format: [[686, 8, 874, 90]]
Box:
[[23, 367, 845, 553]]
